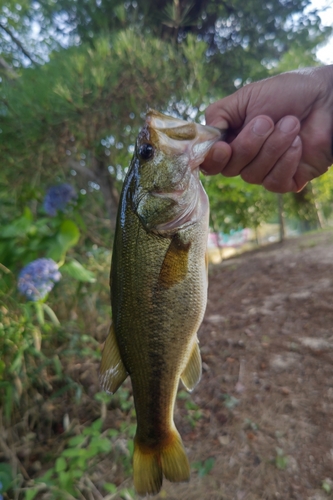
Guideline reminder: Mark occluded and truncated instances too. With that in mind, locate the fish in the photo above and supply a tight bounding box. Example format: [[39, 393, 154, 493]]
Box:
[[99, 110, 221, 496]]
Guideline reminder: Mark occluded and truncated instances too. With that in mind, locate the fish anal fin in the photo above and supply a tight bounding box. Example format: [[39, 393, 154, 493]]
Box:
[[159, 235, 191, 289], [133, 429, 190, 496], [99, 323, 127, 394], [180, 340, 202, 392]]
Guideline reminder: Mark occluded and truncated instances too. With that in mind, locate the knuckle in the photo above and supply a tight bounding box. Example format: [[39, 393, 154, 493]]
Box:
[[240, 167, 261, 184]]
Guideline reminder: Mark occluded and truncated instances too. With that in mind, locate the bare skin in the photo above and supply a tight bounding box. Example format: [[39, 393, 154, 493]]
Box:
[[201, 65, 333, 193]]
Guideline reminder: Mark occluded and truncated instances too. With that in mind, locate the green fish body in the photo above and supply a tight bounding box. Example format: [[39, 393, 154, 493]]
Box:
[[100, 110, 220, 495]]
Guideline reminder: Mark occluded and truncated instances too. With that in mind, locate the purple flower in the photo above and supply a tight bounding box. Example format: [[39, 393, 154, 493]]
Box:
[[18, 258, 61, 301], [43, 184, 77, 216]]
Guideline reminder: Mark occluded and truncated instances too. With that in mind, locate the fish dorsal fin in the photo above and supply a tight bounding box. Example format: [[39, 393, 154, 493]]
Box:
[[99, 323, 128, 394], [180, 340, 202, 392]]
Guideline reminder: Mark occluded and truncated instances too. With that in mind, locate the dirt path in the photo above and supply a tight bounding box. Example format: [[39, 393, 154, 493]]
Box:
[[160, 230, 333, 500]]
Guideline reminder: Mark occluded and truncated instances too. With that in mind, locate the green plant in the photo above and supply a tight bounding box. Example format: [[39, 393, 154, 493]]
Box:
[[192, 457, 215, 478], [275, 448, 289, 470], [177, 390, 203, 428], [24, 419, 115, 500], [322, 479, 332, 494], [222, 394, 240, 410], [0, 463, 14, 498]]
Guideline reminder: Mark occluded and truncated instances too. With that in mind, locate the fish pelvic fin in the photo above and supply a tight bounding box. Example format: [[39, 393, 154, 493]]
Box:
[[133, 429, 190, 496], [99, 323, 128, 394], [180, 340, 202, 392]]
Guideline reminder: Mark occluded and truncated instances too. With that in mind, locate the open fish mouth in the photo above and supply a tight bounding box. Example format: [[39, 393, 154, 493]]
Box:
[[146, 110, 222, 169]]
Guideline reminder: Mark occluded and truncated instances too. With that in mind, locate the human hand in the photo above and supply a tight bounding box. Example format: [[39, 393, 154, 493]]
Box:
[[202, 65, 333, 193]]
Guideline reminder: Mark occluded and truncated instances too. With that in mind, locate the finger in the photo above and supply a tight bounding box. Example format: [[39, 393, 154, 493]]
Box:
[[222, 116, 274, 177], [205, 101, 232, 130], [240, 116, 300, 185], [292, 158, 330, 192], [201, 141, 232, 175], [262, 136, 302, 193]]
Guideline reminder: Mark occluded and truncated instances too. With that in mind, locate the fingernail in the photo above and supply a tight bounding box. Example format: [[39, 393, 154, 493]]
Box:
[[252, 117, 273, 136], [279, 116, 298, 133], [291, 136, 301, 148]]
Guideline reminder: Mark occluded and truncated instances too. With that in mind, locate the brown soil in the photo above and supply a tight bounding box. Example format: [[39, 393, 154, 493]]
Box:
[[157, 230, 333, 500]]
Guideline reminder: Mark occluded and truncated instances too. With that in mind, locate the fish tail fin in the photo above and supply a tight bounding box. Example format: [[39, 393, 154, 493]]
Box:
[[160, 429, 190, 484], [133, 440, 162, 496], [133, 429, 190, 496]]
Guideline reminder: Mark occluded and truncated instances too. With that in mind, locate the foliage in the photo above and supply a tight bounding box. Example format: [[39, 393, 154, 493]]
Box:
[[192, 457, 215, 478], [178, 390, 203, 428], [275, 447, 289, 470], [0, 0, 331, 233], [203, 174, 278, 232], [25, 419, 114, 500]]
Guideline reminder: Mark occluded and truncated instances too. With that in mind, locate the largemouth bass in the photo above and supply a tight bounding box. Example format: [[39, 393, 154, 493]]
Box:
[[100, 110, 220, 496]]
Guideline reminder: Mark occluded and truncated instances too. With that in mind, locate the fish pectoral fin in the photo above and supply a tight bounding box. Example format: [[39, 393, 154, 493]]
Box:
[[99, 323, 128, 394], [158, 234, 191, 288], [180, 340, 202, 392]]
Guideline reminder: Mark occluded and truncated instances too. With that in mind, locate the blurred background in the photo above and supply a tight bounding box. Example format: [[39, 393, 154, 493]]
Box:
[[1, 1, 333, 499]]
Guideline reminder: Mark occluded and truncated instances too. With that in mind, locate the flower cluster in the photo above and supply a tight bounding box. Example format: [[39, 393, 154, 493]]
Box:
[[18, 258, 61, 301], [43, 183, 77, 216]]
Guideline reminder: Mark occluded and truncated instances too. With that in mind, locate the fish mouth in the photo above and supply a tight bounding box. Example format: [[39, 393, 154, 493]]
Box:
[[146, 110, 222, 170]]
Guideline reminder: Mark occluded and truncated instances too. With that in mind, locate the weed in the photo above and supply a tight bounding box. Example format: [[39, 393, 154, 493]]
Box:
[[222, 394, 240, 410], [23, 419, 115, 500], [275, 448, 289, 470], [178, 390, 203, 428], [192, 457, 215, 478]]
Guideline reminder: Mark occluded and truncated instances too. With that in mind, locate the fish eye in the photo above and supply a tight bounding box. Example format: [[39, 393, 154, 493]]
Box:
[[138, 143, 154, 161]]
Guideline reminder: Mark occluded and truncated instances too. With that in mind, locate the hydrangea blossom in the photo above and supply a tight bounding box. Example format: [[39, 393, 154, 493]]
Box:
[[43, 183, 77, 216], [18, 258, 61, 301]]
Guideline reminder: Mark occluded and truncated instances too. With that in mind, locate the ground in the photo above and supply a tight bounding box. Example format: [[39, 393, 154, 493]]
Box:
[[10, 230, 333, 500], [155, 230, 333, 500]]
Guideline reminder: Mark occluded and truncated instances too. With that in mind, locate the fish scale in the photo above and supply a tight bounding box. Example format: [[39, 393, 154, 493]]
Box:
[[100, 110, 221, 496]]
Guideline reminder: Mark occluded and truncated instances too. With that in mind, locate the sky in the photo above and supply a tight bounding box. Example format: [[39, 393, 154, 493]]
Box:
[[312, 0, 333, 64]]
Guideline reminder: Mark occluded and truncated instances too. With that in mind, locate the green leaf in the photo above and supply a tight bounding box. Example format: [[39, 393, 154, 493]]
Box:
[[47, 221, 80, 260], [0, 462, 13, 492], [42, 304, 60, 325], [46, 240, 65, 261], [58, 220, 80, 250], [104, 483, 117, 493], [1, 208, 33, 239], [322, 480, 332, 493], [61, 448, 82, 458], [68, 435, 87, 447], [25, 488, 40, 500], [34, 302, 45, 325], [55, 457, 67, 473], [275, 448, 288, 470], [61, 259, 96, 282]]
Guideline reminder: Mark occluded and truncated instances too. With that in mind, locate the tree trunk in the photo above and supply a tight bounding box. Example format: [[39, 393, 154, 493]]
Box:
[[277, 194, 285, 242]]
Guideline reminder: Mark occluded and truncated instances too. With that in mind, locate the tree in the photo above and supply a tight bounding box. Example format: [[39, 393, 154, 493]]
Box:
[[0, 0, 331, 237]]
